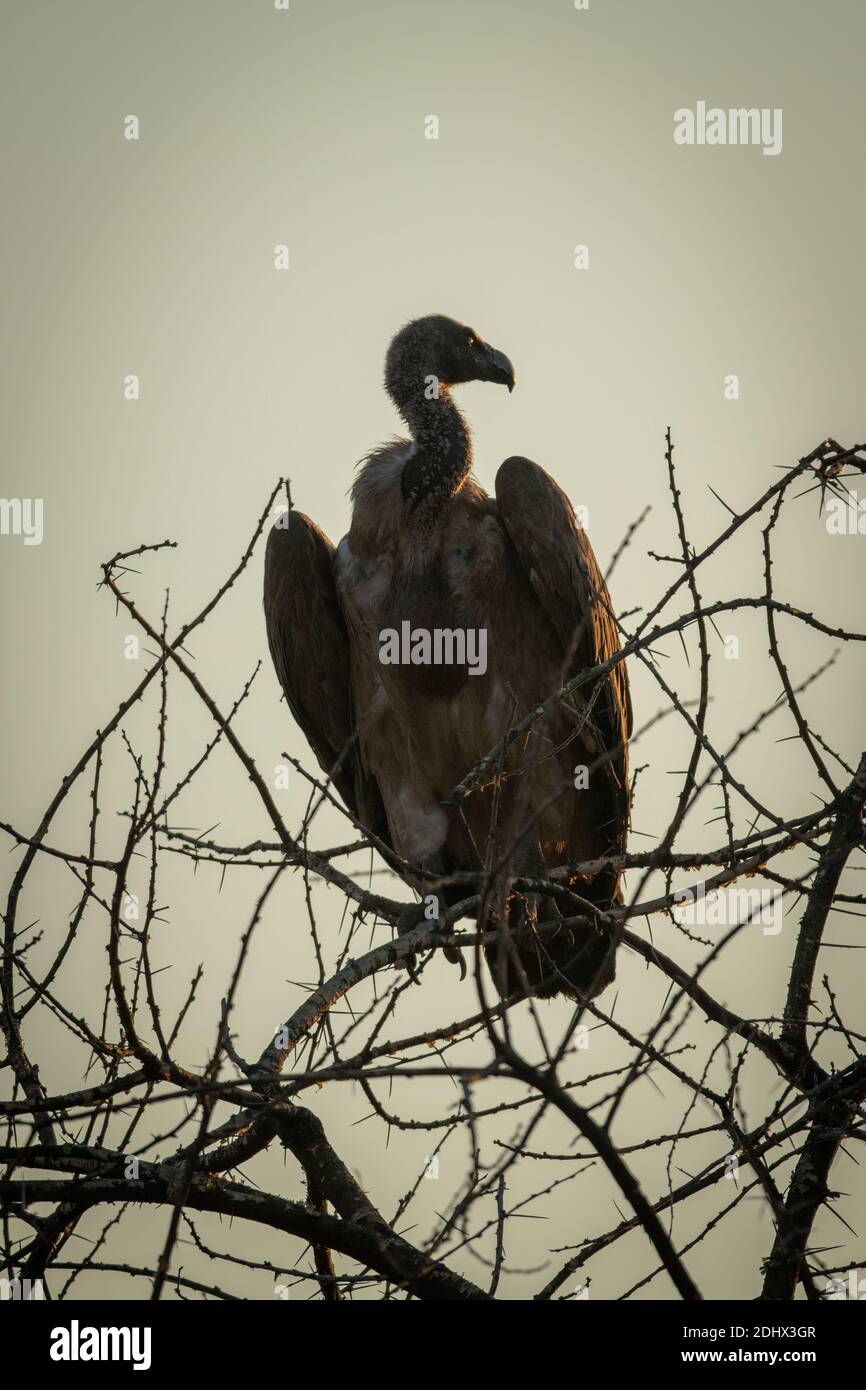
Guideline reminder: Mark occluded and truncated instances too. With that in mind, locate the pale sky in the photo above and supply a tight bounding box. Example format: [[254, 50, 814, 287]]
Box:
[[1, 0, 864, 1299]]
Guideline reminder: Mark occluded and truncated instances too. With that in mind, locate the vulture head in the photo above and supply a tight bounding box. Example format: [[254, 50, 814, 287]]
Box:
[[385, 315, 516, 409]]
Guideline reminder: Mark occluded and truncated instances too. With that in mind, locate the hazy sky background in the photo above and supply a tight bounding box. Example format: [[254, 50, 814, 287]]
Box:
[[1, 0, 864, 1300]]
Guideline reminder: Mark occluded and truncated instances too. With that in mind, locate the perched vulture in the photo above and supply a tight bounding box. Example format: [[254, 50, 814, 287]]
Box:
[[264, 316, 631, 1000]]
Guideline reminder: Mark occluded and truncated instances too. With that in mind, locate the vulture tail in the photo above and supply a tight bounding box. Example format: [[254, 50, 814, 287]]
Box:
[[484, 871, 619, 1002]]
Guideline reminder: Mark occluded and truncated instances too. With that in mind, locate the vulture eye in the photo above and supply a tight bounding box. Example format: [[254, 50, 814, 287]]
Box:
[[467, 336, 476, 349]]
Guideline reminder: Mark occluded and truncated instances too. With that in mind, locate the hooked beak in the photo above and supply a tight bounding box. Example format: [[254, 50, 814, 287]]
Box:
[[479, 343, 516, 393]]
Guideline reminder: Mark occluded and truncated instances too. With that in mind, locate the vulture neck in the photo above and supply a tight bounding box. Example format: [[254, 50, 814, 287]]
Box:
[[390, 380, 473, 507]]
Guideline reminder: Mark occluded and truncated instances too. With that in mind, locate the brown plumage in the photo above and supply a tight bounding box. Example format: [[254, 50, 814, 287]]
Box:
[[264, 315, 631, 999]]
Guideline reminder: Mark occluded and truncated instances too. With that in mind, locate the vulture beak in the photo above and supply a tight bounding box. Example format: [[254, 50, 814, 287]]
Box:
[[479, 343, 516, 393]]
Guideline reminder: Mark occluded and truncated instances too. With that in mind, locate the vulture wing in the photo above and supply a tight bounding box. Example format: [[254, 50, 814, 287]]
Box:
[[494, 456, 632, 850], [263, 510, 392, 844]]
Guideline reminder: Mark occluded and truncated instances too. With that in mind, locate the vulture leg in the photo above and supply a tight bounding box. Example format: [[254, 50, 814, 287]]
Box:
[[395, 853, 463, 972]]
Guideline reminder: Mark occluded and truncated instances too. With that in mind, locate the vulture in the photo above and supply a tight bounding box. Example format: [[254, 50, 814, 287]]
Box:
[[264, 315, 631, 1000]]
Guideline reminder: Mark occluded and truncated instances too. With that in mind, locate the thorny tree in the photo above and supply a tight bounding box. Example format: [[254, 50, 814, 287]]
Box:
[[2, 434, 865, 1302]]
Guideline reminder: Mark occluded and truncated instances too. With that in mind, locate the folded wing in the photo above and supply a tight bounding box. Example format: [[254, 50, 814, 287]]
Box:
[[495, 455, 631, 865], [263, 510, 392, 845]]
